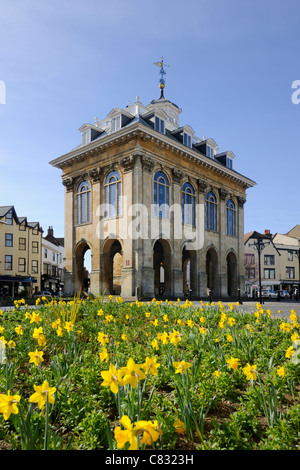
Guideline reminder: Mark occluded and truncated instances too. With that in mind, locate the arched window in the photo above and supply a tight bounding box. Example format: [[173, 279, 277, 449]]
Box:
[[206, 191, 217, 231], [226, 199, 236, 236], [154, 171, 169, 218], [77, 180, 91, 224], [182, 182, 195, 225], [105, 170, 121, 217]]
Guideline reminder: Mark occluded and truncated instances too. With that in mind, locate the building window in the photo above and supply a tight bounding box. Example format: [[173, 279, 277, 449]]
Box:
[[182, 182, 195, 225], [245, 267, 256, 279], [245, 253, 255, 264], [264, 268, 275, 279], [288, 251, 293, 261], [19, 223, 26, 231], [105, 171, 121, 217], [19, 238, 26, 251], [111, 116, 121, 132], [5, 233, 13, 247], [154, 171, 169, 219], [77, 180, 91, 224], [32, 260, 38, 274], [5, 210, 13, 225], [264, 255, 275, 265], [206, 191, 217, 231], [206, 146, 214, 159], [155, 116, 165, 134], [44, 248, 47, 258], [18, 258, 26, 273], [32, 241, 39, 253], [183, 133, 192, 148], [286, 267, 295, 279], [226, 199, 236, 236], [226, 158, 233, 169], [5, 255, 12, 270]]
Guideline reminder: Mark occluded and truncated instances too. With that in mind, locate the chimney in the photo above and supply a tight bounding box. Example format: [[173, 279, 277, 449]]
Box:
[[48, 226, 54, 237], [264, 229, 271, 236]]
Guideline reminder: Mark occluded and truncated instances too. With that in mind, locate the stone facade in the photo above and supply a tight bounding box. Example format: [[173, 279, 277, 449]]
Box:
[[50, 92, 255, 299]]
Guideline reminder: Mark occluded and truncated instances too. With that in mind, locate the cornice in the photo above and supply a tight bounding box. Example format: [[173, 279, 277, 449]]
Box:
[[49, 122, 256, 189]]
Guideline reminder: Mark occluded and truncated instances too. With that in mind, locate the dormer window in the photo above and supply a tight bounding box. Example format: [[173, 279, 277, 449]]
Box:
[[82, 131, 89, 146], [155, 116, 165, 134], [183, 132, 192, 148], [226, 158, 233, 169], [111, 116, 121, 132], [206, 146, 214, 159], [5, 210, 13, 225]]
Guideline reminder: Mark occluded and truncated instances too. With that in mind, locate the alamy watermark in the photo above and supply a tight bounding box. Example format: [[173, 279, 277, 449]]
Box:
[[95, 198, 205, 250], [291, 80, 300, 104], [0, 80, 6, 104]]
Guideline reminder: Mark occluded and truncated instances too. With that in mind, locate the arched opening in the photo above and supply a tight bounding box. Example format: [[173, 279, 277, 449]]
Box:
[[182, 245, 197, 297], [206, 247, 218, 298], [153, 239, 171, 297], [227, 251, 238, 297], [102, 239, 123, 295], [75, 241, 91, 294]]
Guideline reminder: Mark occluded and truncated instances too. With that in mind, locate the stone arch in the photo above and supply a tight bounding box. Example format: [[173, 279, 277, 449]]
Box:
[[182, 242, 197, 297], [101, 238, 123, 295], [153, 238, 172, 297], [226, 250, 238, 297], [74, 239, 92, 293], [206, 246, 219, 298]]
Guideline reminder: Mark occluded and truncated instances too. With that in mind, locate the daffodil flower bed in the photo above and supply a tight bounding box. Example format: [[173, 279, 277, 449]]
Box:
[[0, 296, 300, 450]]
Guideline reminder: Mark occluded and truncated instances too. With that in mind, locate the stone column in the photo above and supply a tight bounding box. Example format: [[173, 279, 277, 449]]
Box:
[[172, 168, 184, 297], [140, 155, 155, 298], [62, 177, 74, 296], [219, 188, 229, 297], [237, 195, 246, 295], [88, 167, 101, 295], [119, 155, 135, 298], [197, 179, 208, 298]]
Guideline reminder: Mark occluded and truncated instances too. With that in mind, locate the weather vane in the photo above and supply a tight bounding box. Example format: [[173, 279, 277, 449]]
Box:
[[154, 57, 169, 98]]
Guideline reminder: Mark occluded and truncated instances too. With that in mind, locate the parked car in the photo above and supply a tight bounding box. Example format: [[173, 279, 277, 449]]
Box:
[[279, 290, 290, 298], [33, 291, 52, 300], [259, 289, 277, 299]]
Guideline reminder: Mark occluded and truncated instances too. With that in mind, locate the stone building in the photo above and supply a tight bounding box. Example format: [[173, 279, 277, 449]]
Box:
[[50, 62, 255, 299], [0, 206, 43, 298]]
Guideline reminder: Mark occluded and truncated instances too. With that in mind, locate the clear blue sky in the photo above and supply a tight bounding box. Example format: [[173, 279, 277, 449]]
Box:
[[1, 0, 299, 239]]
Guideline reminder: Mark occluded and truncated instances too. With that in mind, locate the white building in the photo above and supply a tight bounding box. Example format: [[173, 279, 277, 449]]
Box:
[[41, 226, 64, 294]]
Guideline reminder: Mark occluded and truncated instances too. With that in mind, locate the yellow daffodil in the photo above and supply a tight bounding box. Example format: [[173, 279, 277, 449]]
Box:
[[142, 356, 160, 376], [242, 363, 257, 381], [173, 419, 185, 434], [0, 390, 21, 420], [169, 329, 181, 345], [97, 332, 109, 345], [120, 358, 146, 389], [15, 325, 23, 335], [101, 363, 124, 394], [99, 347, 109, 363], [0, 326, 4, 334], [30, 312, 42, 324], [226, 357, 240, 371], [28, 349, 44, 366], [277, 366, 285, 377], [226, 334, 233, 342], [29, 380, 56, 409], [32, 327, 46, 346], [285, 346, 295, 358], [173, 360, 191, 375], [151, 338, 159, 350], [213, 370, 220, 378]]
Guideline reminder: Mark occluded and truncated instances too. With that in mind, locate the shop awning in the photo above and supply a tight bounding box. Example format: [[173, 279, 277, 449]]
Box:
[[0, 276, 36, 283]]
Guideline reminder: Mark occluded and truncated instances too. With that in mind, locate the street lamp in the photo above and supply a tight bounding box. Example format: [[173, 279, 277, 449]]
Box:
[[248, 231, 271, 305]]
